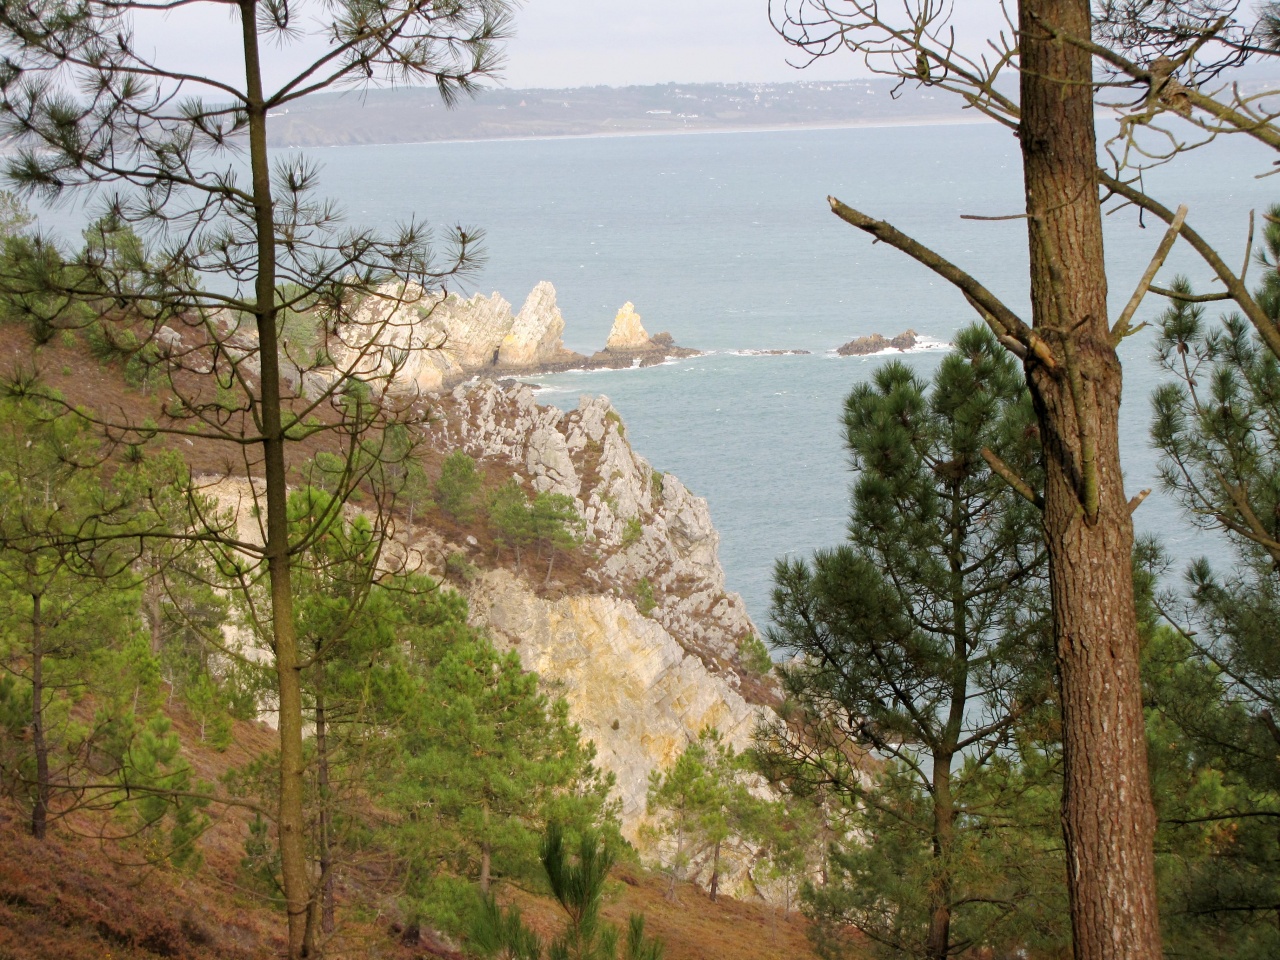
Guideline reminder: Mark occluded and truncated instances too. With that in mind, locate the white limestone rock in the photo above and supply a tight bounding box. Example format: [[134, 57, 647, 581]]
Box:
[[327, 281, 581, 394], [428, 380, 759, 667], [605, 301, 652, 352], [499, 281, 568, 367]]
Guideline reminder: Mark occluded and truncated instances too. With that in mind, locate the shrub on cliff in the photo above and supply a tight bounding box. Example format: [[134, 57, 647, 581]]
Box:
[[489, 478, 536, 566], [438, 451, 482, 524]]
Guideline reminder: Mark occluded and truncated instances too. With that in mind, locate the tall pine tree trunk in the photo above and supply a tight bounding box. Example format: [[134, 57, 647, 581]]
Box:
[[1019, 4, 1161, 958], [315, 672, 335, 936], [240, 3, 310, 955], [709, 838, 721, 903], [926, 756, 955, 960], [30, 591, 48, 840]]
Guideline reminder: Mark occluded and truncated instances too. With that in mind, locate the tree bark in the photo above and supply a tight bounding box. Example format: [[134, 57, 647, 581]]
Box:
[[479, 802, 491, 896], [709, 838, 721, 903], [30, 591, 48, 840], [240, 3, 310, 956], [315, 675, 335, 936], [1019, 4, 1162, 959], [926, 756, 955, 960]]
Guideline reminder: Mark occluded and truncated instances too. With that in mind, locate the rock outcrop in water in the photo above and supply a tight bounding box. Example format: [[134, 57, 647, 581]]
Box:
[[586, 302, 701, 370], [322, 281, 586, 392], [836, 328, 918, 355], [320, 282, 698, 391]]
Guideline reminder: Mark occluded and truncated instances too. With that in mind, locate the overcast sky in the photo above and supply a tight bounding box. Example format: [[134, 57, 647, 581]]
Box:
[[504, 2, 1016, 87], [132, 1, 1020, 93]]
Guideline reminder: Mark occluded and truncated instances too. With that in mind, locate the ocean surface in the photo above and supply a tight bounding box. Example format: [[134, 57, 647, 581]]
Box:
[[35, 121, 1278, 628]]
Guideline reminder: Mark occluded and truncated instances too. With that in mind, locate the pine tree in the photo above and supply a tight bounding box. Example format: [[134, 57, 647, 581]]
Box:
[[765, 5, 1280, 952], [0, 394, 143, 837], [391, 633, 613, 906], [438, 451, 483, 524], [757, 325, 1057, 959], [489, 477, 535, 566], [1142, 203, 1280, 953], [471, 824, 664, 960], [530, 492, 587, 587], [645, 728, 766, 902], [0, 4, 514, 953]]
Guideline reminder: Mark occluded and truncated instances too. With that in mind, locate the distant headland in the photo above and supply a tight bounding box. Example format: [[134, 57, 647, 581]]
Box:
[[267, 79, 991, 149]]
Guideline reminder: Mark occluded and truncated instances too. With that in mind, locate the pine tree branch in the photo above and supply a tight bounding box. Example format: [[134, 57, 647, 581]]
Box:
[[980, 447, 1044, 511], [1100, 172, 1280, 363], [1127, 488, 1152, 514], [1111, 204, 1188, 345], [1149, 285, 1231, 304]]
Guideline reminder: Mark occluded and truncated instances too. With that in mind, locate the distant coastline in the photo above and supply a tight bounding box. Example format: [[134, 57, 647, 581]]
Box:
[[266, 79, 1006, 149], [299, 113, 996, 151]]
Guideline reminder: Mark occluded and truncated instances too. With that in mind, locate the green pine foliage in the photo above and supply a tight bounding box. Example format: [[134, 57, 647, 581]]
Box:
[[531, 491, 587, 586], [471, 824, 664, 960], [646, 728, 768, 902], [757, 325, 1060, 959], [438, 450, 482, 523], [1143, 204, 1280, 955], [0, 393, 147, 835], [737, 633, 772, 675], [0, 394, 213, 858], [633, 578, 656, 616], [487, 479, 587, 583], [620, 516, 643, 548], [490, 477, 536, 565], [389, 631, 618, 915]]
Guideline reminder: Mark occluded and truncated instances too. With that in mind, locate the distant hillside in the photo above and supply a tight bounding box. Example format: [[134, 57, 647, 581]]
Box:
[[267, 79, 976, 147]]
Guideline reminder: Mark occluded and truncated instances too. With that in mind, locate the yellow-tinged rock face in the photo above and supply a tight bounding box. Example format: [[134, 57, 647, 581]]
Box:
[[467, 569, 764, 835], [605, 301, 651, 351]]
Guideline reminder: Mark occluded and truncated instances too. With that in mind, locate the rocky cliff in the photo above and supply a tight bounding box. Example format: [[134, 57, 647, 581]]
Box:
[[425, 380, 764, 681], [467, 569, 761, 826], [199, 374, 776, 895], [418, 379, 778, 895]]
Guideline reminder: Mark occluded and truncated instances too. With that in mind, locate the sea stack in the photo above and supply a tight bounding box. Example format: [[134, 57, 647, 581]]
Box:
[[605, 301, 651, 351], [498, 281, 573, 367], [589, 302, 700, 369]]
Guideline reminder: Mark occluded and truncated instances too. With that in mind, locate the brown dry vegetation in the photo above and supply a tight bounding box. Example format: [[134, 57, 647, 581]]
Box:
[[0, 325, 814, 959], [0, 702, 825, 960]]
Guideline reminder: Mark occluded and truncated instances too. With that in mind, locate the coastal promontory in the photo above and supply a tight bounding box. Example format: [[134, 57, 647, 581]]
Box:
[[321, 281, 698, 392]]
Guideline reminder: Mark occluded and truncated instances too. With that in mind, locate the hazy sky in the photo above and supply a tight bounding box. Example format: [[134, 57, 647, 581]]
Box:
[[505, 2, 1015, 87], [132, 1, 1019, 92]]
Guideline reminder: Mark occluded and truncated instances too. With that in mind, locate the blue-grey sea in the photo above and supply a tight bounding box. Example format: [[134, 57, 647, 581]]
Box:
[[36, 120, 1277, 627]]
